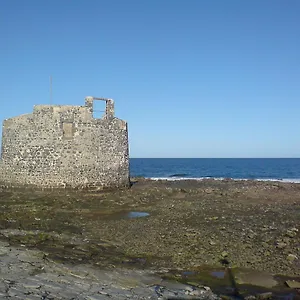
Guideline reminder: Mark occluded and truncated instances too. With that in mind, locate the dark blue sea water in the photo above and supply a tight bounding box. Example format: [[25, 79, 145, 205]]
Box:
[[130, 158, 300, 182]]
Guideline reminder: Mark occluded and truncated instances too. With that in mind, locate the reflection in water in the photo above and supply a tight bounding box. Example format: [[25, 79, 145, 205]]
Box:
[[178, 264, 298, 299], [211, 271, 225, 279], [127, 212, 150, 218], [182, 271, 196, 277]]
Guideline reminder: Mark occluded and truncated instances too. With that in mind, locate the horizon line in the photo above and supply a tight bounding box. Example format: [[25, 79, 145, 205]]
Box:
[[130, 157, 300, 159]]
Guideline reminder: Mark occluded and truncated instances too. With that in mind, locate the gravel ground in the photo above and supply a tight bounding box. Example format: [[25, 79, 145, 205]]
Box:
[[0, 179, 300, 298]]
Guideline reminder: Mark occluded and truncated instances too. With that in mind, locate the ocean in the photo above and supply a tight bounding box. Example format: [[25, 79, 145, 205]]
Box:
[[129, 158, 300, 183]]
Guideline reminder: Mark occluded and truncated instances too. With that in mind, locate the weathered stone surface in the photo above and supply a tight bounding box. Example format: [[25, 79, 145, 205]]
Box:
[[0, 240, 218, 299], [287, 254, 298, 261], [0, 96, 129, 189], [285, 280, 300, 288], [234, 269, 278, 288], [256, 292, 273, 300]]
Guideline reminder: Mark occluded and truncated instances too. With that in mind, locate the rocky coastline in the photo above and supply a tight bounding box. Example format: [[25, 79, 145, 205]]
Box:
[[0, 178, 299, 298]]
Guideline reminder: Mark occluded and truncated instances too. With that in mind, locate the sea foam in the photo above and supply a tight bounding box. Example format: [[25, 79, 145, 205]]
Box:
[[149, 177, 300, 183]]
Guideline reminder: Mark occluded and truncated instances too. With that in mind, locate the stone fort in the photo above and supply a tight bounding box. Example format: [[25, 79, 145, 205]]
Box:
[[0, 96, 130, 189]]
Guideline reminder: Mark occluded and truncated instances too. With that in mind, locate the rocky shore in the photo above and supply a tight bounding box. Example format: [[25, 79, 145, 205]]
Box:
[[0, 178, 299, 298], [0, 240, 218, 299]]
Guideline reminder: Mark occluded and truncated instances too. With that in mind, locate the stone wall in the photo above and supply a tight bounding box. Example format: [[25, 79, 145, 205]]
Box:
[[0, 97, 130, 189]]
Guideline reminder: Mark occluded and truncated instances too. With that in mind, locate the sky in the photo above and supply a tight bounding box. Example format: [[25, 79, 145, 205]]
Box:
[[1, 0, 300, 158]]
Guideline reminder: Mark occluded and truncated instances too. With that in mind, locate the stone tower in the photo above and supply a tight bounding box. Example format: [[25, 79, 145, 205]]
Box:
[[0, 96, 130, 189]]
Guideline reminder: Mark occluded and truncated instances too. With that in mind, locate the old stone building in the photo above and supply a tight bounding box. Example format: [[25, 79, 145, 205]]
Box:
[[0, 96, 130, 189]]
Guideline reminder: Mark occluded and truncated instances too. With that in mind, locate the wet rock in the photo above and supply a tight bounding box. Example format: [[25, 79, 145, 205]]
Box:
[[285, 280, 300, 289], [184, 286, 194, 292], [221, 251, 228, 258], [189, 289, 206, 296], [261, 242, 269, 248], [98, 290, 110, 296], [205, 188, 214, 194], [155, 283, 219, 299], [276, 242, 287, 249], [0, 240, 221, 300], [0, 245, 10, 256], [235, 269, 278, 288], [257, 292, 272, 299], [287, 254, 298, 262], [248, 233, 255, 239], [286, 230, 297, 238]]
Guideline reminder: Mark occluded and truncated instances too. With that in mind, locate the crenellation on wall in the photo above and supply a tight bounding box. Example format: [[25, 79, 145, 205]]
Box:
[[0, 96, 130, 189]]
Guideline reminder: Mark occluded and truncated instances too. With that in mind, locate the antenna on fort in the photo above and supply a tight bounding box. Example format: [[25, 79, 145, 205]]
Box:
[[50, 75, 53, 105]]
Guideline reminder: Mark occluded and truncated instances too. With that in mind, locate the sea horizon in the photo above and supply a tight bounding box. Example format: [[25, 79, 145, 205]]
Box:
[[129, 158, 300, 183], [130, 157, 300, 159]]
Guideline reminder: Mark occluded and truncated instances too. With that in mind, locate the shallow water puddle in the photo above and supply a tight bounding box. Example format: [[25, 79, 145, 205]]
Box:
[[163, 267, 300, 298], [109, 211, 150, 220], [211, 270, 225, 279], [87, 210, 151, 220], [182, 271, 196, 276], [127, 212, 150, 218], [80, 209, 151, 220]]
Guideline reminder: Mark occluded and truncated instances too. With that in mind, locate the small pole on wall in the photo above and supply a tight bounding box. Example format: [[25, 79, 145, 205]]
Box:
[[50, 75, 53, 105]]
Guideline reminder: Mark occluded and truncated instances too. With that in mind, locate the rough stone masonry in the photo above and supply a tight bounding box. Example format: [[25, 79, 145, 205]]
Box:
[[0, 96, 130, 189]]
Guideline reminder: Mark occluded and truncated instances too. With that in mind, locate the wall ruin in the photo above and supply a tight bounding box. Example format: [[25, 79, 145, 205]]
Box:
[[0, 96, 130, 189]]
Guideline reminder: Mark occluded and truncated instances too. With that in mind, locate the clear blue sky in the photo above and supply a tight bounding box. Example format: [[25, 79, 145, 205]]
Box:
[[1, 0, 300, 158]]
